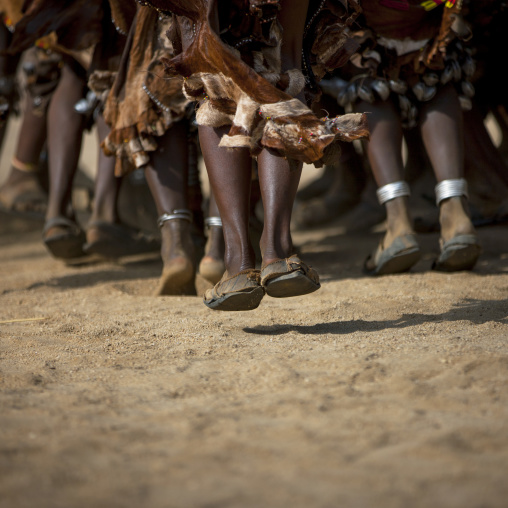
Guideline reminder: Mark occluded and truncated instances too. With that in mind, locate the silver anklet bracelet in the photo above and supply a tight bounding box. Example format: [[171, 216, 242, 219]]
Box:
[[376, 181, 411, 206], [204, 216, 223, 229], [157, 209, 193, 228], [435, 178, 468, 206]]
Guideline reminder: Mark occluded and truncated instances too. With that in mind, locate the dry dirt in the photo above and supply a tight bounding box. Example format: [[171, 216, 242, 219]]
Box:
[[1, 206, 507, 508]]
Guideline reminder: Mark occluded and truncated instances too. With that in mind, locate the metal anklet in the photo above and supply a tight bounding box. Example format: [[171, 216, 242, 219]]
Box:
[[204, 216, 222, 229], [376, 181, 411, 206], [157, 209, 193, 228], [435, 178, 468, 206]]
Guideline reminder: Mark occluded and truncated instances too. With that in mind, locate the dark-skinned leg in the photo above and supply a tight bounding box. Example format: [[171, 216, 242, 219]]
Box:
[[258, 150, 300, 265], [88, 113, 121, 225], [42, 61, 87, 259], [0, 23, 18, 148], [45, 63, 86, 220], [0, 94, 48, 216], [83, 113, 160, 258], [419, 84, 480, 270], [256, 0, 319, 296], [0, 24, 48, 217], [354, 98, 421, 274], [196, 188, 226, 293], [198, 125, 254, 277], [145, 120, 196, 295], [199, 0, 318, 308], [198, 124, 266, 309], [260, 0, 306, 261]]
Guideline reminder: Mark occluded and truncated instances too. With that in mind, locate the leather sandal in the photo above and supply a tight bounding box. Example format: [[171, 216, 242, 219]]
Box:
[[432, 234, 481, 272], [363, 233, 421, 276], [203, 269, 265, 311], [83, 221, 160, 259], [260, 254, 320, 298], [42, 216, 86, 260]]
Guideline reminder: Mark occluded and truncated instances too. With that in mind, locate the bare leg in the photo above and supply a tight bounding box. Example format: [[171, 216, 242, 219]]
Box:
[[356, 98, 416, 273], [419, 85, 476, 243], [0, 23, 18, 148], [88, 113, 121, 224], [42, 61, 87, 260], [45, 63, 86, 222], [200, 0, 319, 308], [145, 120, 196, 295], [198, 124, 254, 277], [258, 150, 301, 265], [82, 113, 160, 258], [196, 188, 226, 292], [0, 95, 48, 216], [259, 0, 307, 265]]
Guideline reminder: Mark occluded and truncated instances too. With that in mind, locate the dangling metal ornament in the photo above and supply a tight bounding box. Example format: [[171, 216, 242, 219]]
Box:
[[461, 56, 476, 78], [458, 95, 472, 110], [388, 79, 407, 95], [441, 64, 454, 85], [423, 85, 436, 101], [337, 87, 349, 107], [451, 60, 462, 81], [346, 82, 359, 104], [412, 82, 426, 101], [461, 80, 475, 98], [320, 77, 348, 98], [371, 79, 390, 101], [407, 105, 418, 125], [398, 94, 411, 114], [357, 83, 375, 103], [423, 73, 439, 87]]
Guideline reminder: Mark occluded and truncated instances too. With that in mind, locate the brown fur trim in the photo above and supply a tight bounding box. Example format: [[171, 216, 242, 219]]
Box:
[[260, 99, 310, 118], [232, 94, 260, 133], [196, 100, 234, 127], [218, 134, 252, 149]]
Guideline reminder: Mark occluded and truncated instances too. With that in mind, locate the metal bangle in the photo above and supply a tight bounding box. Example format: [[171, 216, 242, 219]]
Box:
[[204, 217, 222, 228], [376, 181, 411, 206], [157, 209, 193, 228], [435, 178, 468, 206]]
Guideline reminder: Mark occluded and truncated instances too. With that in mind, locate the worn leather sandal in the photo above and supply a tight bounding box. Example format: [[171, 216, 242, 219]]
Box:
[[260, 254, 320, 298], [203, 269, 265, 311], [432, 234, 481, 272], [83, 221, 160, 259], [364, 233, 421, 276], [42, 216, 86, 260]]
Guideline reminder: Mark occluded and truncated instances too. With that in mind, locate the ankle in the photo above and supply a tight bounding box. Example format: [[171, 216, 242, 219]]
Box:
[[439, 196, 475, 240], [384, 197, 414, 237], [204, 225, 225, 261], [6, 166, 40, 186], [160, 219, 195, 264], [224, 245, 255, 276], [260, 232, 293, 266]]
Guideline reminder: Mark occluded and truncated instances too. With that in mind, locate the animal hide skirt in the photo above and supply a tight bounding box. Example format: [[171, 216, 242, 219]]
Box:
[[137, 0, 369, 168], [101, 6, 190, 176], [318, 0, 476, 129]]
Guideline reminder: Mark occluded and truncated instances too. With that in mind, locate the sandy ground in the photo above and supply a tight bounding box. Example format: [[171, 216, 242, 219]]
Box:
[[1, 114, 508, 507]]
